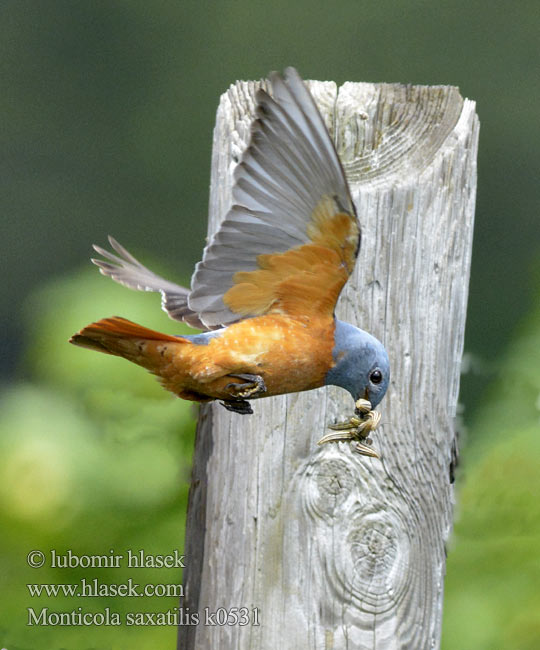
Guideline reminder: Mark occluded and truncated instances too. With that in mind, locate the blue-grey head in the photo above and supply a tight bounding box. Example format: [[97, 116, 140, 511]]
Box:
[[325, 319, 390, 408]]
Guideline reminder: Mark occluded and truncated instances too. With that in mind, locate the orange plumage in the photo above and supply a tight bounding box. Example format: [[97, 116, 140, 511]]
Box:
[[71, 314, 335, 402]]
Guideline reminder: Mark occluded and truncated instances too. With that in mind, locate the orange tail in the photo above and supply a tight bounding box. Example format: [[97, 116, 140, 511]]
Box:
[[69, 316, 184, 359]]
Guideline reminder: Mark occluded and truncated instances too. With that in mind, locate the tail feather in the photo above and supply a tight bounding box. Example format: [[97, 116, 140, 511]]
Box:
[[69, 332, 115, 355], [69, 316, 184, 358]]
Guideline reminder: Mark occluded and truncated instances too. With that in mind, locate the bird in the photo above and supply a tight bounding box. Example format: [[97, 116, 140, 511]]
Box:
[[69, 67, 390, 456]]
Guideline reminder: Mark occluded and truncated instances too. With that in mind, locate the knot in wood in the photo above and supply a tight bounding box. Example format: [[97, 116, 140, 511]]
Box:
[[305, 458, 355, 518], [342, 510, 411, 613]]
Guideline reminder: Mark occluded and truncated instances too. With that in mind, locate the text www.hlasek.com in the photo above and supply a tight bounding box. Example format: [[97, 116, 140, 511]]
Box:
[[27, 578, 183, 599]]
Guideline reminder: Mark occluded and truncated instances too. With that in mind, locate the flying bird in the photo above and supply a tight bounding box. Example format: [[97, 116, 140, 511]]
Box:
[[70, 67, 390, 456]]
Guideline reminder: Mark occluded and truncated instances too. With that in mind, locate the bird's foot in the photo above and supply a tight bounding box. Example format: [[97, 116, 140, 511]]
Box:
[[318, 398, 382, 458], [220, 399, 254, 415], [219, 374, 266, 415], [225, 374, 267, 399]]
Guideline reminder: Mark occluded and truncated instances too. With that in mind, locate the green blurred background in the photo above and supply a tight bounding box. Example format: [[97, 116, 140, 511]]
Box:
[[1, 1, 539, 648]]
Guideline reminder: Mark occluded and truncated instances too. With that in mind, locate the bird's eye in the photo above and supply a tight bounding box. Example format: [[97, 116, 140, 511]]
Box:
[[370, 369, 383, 384]]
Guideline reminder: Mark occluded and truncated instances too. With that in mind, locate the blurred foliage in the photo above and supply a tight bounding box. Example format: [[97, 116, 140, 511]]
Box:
[[443, 274, 540, 649], [0, 271, 197, 649]]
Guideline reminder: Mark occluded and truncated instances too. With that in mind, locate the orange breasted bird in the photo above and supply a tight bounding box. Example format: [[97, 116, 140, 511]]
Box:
[[70, 68, 390, 456]]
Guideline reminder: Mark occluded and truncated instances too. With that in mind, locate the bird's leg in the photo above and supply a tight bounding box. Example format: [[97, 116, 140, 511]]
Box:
[[220, 399, 254, 415], [318, 398, 382, 458], [224, 373, 267, 399], [218, 374, 267, 415]]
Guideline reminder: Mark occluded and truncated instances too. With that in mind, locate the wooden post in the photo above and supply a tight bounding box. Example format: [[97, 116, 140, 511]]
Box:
[[179, 78, 479, 649]]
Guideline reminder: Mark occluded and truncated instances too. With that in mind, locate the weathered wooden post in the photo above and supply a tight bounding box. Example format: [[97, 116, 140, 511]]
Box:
[[179, 77, 478, 649]]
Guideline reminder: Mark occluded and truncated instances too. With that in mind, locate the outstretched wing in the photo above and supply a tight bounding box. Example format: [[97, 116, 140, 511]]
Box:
[[92, 237, 206, 329], [92, 67, 360, 330], [189, 67, 360, 327]]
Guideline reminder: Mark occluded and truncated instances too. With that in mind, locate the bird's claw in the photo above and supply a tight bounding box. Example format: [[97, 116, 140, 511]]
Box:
[[220, 375, 267, 415], [225, 374, 266, 399], [318, 398, 382, 458], [220, 399, 254, 415]]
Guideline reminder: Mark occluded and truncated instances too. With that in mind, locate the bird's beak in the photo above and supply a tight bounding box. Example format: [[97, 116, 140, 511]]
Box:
[[318, 398, 382, 458]]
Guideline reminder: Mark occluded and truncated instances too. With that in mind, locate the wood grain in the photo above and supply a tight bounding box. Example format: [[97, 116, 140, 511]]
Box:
[[178, 77, 478, 650]]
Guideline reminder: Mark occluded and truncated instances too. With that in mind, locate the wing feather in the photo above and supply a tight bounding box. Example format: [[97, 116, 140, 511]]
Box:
[[91, 68, 360, 330], [189, 67, 359, 326], [91, 236, 206, 330]]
